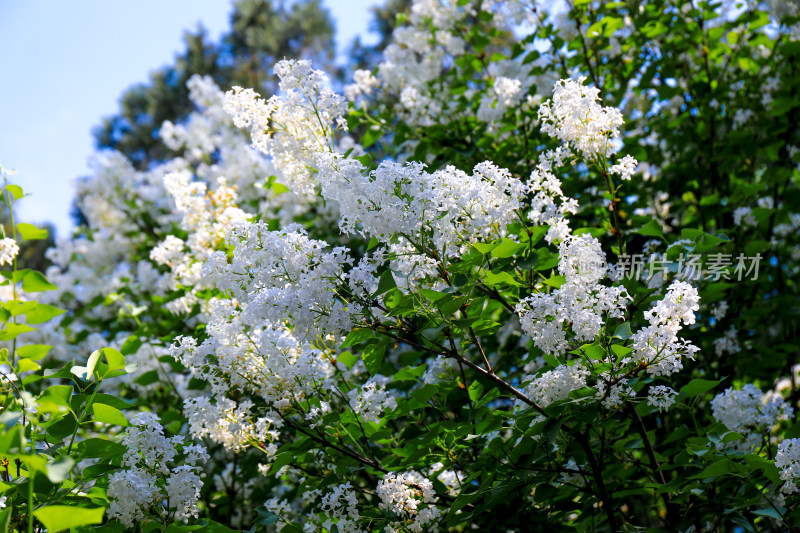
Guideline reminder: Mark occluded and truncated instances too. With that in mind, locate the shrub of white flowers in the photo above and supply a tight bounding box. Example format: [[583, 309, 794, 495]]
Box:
[[2, 0, 800, 531]]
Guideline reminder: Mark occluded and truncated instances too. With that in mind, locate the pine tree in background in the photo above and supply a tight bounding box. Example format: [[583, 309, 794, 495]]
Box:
[[347, 0, 411, 69]]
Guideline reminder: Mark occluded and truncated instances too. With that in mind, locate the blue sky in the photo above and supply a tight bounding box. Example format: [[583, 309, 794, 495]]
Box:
[[0, 0, 377, 237]]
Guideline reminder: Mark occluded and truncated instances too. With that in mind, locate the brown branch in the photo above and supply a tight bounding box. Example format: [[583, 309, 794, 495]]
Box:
[[468, 326, 493, 373], [576, 430, 619, 531], [475, 283, 516, 314]]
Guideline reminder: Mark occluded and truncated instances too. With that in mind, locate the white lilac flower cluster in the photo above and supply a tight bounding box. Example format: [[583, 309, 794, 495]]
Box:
[[538, 77, 624, 161], [215, 60, 680, 518], [711, 384, 793, 450], [320, 482, 361, 533], [315, 155, 527, 289], [776, 438, 800, 505], [476, 75, 524, 129], [202, 222, 356, 343], [170, 221, 403, 446], [595, 381, 635, 409], [628, 281, 700, 377], [516, 233, 631, 356], [713, 327, 742, 356], [609, 154, 638, 181], [149, 172, 248, 315], [517, 248, 698, 412], [344, 69, 378, 102], [347, 375, 398, 424], [376, 471, 441, 532], [181, 396, 283, 453], [521, 363, 590, 408], [733, 206, 757, 228], [161, 75, 241, 162], [428, 462, 465, 496], [376, 1, 472, 127], [0, 237, 19, 266], [525, 146, 580, 244], [107, 412, 208, 527], [320, 158, 526, 253], [538, 77, 638, 182], [646, 385, 679, 412], [224, 59, 348, 198]]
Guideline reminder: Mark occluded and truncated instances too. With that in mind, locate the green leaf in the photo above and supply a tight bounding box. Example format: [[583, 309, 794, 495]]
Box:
[[420, 288, 448, 302], [612, 322, 632, 340], [412, 384, 438, 403], [120, 336, 143, 355], [587, 16, 624, 38], [24, 303, 65, 324], [21, 271, 57, 292], [491, 239, 526, 258], [0, 506, 10, 533], [541, 275, 565, 288], [722, 431, 745, 444], [691, 459, 736, 479], [681, 228, 703, 240], [45, 456, 75, 483], [33, 506, 105, 532], [102, 347, 126, 370], [737, 56, 758, 72], [375, 269, 396, 296], [44, 361, 76, 380], [468, 380, 484, 401], [271, 182, 289, 195], [637, 219, 663, 238], [362, 125, 383, 148], [92, 403, 128, 426], [270, 451, 295, 475], [337, 351, 357, 369], [752, 508, 784, 520], [341, 328, 374, 349], [438, 295, 468, 317], [483, 270, 522, 287], [37, 385, 73, 409], [743, 454, 780, 485], [5, 184, 23, 200], [610, 344, 632, 359], [17, 358, 39, 372], [0, 323, 35, 341], [16, 223, 48, 240], [580, 344, 605, 360], [255, 507, 280, 526], [76, 438, 126, 459], [472, 242, 498, 255], [134, 370, 160, 386], [679, 378, 721, 398], [166, 520, 239, 533], [46, 415, 78, 440], [393, 365, 425, 381], [92, 393, 136, 410], [362, 342, 387, 375], [6, 300, 36, 316], [641, 20, 668, 37]]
